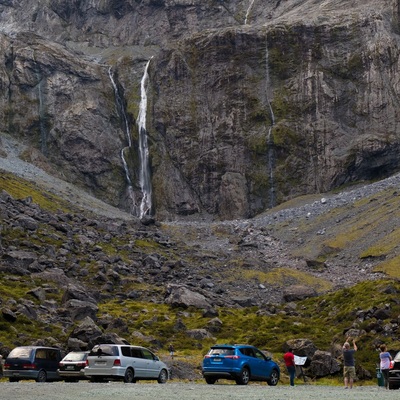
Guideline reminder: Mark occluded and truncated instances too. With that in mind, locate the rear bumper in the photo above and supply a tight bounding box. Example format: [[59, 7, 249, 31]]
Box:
[[84, 366, 125, 379], [202, 367, 241, 380], [58, 369, 86, 379], [4, 370, 38, 380]]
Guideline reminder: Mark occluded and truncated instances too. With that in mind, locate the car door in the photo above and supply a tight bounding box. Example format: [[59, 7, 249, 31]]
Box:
[[140, 348, 160, 378], [44, 349, 61, 380], [252, 348, 273, 379], [129, 347, 148, 378]]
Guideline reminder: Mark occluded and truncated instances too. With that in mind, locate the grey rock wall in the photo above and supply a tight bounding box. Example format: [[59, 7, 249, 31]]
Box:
[[0, 0, 400, 219]]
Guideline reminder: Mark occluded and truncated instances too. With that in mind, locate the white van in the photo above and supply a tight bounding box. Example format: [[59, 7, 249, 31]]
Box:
[[84, 344, 169, 383]]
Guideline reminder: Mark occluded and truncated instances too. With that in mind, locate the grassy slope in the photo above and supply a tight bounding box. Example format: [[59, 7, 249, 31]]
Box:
[[1, 171, 399, 381]]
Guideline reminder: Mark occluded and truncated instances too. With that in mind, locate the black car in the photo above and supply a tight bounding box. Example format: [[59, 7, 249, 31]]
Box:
[[58, 351, 89, 382], [388, 351, 400, 389]]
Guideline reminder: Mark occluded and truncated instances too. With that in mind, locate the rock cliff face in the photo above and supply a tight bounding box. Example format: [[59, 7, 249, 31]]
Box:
[[1, 0, 400, 219]]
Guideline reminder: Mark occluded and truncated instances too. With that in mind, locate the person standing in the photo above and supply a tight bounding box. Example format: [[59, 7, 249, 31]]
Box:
[[343, 338, 357, 389], [379, 344, 392, 389], [283, 348, 296, 386], [168, 344, 175, 360]]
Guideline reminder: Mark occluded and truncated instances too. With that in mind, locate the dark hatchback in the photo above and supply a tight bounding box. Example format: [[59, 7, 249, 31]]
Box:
[[202, 344, 280, 385], [58, 351, 89, 382], [388, 351, 400, 389]]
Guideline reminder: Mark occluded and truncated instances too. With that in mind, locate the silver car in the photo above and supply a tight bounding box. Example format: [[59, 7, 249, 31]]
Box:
[[84, 344, 169, 383]]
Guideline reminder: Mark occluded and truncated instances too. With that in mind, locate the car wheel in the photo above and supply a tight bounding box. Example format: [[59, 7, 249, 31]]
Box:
[[205, 377, 217, 384], [267, 369, 279, 386], [388, 381, 398, 390], [36, 370, 47, 382], [235, 367, 250, 385], [9, 378, 19, 382], [157, 368, 168, 384], [124, 368, 135, 383]]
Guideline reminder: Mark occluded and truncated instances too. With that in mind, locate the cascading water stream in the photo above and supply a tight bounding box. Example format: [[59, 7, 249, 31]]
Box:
[[33, 51, 47, 156], [244, 0, 256, 25], [137, 59, 153, 218], [265, 40, 276, 208], [108, 67, 136, 213]]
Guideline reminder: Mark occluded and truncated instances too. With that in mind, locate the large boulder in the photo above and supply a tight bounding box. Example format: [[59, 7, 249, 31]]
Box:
[[307, 350, 341, 377], [283, 285, 317, 302], [62, 299, 98, 321], [165, 285, 211, 309], [284, 338, 317, 359]]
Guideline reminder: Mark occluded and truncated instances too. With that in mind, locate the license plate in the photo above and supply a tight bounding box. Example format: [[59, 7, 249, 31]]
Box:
[[95, 361, 106, 365], [66, 366, 75, 370], [213, 358, 221, 362]]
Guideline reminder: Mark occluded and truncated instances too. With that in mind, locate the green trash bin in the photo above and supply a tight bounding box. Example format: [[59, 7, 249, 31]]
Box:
[[376, 368, 385, 387]]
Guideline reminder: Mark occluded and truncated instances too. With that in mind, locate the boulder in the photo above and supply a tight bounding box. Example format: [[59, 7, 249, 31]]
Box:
[[186, 329, 215, 341], [283, 285, 317, 302], [62, 299, 98, 321], [165, 285, 211, 309], [61, 284, 97, 305], [284, 338, 317, 359], [307, 350, 341, 377], [69, 317, 103, 345]]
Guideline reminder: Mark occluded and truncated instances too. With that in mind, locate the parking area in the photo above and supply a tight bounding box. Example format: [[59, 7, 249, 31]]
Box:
[[0, 381, 399, 400]]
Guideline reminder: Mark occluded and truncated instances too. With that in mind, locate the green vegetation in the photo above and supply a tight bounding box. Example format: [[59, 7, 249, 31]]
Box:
[[0, 171, 71, 213], [0, 276, 398, 379]]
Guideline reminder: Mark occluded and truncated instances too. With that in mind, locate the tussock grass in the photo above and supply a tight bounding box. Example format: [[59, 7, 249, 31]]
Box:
[[0, 171, 71, 212]]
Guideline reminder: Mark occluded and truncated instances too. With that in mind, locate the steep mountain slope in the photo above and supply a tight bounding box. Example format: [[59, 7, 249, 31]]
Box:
[[0, 0, 400, 219]]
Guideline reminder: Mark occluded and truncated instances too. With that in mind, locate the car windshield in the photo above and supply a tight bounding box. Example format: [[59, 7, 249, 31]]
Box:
[[394, 352, 400, 362], [8, 348, 33, 359], [89, 345, 118, 356], [209, 348, 235, 356], [63, 352, 87, 361]]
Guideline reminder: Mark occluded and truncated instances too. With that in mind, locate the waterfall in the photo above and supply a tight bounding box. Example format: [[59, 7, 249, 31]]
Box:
[[108, 67, 136, 213], [33, 52, 47, 156], [244, 0, 256, 25], [137, 59, 153, 218], [265, 40, 276, 208]]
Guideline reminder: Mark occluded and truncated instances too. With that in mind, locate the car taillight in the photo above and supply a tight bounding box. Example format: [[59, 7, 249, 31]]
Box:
[[22, 363, 37, 369], [204, 355, 211, 359], [225, 356, 240, 359], [390, 361, 394, 369], [4, 363, 10, 370], [59, 362, 64, 367], [113, 359, 121, 366], [76, 361, 88, 367]]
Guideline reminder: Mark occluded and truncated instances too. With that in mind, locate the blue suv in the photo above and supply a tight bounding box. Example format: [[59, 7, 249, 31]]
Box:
[[202, 344, 280, 385]]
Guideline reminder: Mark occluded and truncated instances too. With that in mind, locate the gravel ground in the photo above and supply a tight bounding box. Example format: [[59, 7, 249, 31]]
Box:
[[0, 382, 398, 400]]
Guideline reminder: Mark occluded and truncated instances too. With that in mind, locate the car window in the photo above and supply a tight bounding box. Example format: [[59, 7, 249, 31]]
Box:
[[89, 345, 118, 356], [8, 348, 33, 359], [254, 349, 266, 360], [141, 349, 155, 360], [209, 348, 235, 356], [121, 347, 131, 357], [240, 348, 256, 357], [131, 348, 143, 358], [46, 350, 59, 361], [64, 352, 87, 361], [35, 349, 47, 359]]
